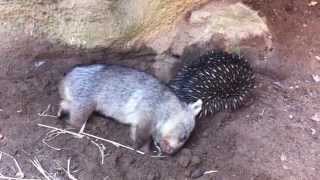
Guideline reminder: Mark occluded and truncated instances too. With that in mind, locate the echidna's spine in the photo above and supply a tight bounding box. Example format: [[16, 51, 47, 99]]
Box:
[[169, 50, 255, 119]]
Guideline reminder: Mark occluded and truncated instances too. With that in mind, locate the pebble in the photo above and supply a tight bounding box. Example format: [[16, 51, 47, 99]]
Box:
[[308, 1, 318, 6], [191, 168, 205, 179], [0, 134, 4, 140], [311, 113, 320, 122], [202, 131, 209, 138], [312, 74, 320, 82]]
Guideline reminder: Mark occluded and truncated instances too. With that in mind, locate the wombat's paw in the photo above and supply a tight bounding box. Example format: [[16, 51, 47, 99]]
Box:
[[57, 109, 69, 120], [133, 140, 152, 154]]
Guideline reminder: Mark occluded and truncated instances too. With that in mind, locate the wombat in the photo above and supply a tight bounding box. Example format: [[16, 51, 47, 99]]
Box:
[[58, 64, 202, 154]]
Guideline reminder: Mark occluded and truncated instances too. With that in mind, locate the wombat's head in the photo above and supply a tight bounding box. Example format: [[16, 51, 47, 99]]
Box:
[[156, 99, 202, 154]]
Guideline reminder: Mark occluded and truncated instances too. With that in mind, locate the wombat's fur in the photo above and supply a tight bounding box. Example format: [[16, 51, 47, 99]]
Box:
[[58, 64, 202, 154]]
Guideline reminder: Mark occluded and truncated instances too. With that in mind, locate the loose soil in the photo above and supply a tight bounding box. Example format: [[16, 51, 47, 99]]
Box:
[[0, 0, 320, 180]]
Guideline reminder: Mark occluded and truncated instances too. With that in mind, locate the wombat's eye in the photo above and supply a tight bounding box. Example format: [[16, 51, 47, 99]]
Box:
[[179, 134, 188, 142]]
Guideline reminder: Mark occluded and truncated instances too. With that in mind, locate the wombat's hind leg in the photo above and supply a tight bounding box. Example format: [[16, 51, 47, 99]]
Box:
[[67, 103, 95, 129]]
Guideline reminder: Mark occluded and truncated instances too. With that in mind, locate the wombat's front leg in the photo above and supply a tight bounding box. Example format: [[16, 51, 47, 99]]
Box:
[[62, 101, 95, 128], [130, 121, 152, 152]]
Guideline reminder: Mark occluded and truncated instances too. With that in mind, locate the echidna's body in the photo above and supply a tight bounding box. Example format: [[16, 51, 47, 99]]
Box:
[[169, 51, 255, 118]]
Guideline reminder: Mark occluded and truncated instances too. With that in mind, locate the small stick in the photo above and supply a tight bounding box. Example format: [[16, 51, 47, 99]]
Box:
[[203, 170, 218, 175], [30, 157, 53, 180], [37, 124, 83, 138], [42, 139, 62, 151], [0, 151, 24, 178], [66, 158, 78, 180], [38, 105, 57, 118], [81, 131, 145, 155], [91, 140, 107, 165], [38, 123, 145, 155], [79, 121, 87, 134]]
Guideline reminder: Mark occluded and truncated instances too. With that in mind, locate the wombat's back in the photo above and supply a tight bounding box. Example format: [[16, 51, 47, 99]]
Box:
[[60, 64, 171, 124]]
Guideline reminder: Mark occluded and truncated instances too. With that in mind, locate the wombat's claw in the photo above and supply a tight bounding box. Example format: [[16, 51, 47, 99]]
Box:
[[153, 142, 163, 156]]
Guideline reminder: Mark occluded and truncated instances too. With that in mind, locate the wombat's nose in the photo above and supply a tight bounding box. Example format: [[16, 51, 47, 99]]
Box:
[[160, 140, 174, 154]]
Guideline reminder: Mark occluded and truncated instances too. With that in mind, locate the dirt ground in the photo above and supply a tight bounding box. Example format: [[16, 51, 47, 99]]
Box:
[[0, 0, 320, 180]]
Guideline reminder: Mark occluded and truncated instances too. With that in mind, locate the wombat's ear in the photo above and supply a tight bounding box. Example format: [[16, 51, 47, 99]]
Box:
[[189, 99, 203, 116]]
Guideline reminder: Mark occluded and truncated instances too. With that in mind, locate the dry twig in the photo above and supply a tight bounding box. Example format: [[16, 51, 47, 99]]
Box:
[[91, 140, 107, 165], [38, 105, 57, 118], [37, 123, 145, 155], [0, 151, 24, 178], [203, 170, 218, 175], [30, 157, 53, 180]]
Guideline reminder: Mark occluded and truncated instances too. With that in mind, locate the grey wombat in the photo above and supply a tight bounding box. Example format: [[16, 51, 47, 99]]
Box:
[[58, 64, 202, 154]]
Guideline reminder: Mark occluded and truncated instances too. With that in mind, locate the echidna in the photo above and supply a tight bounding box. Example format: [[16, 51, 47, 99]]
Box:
[[169, 50, 255, 118]]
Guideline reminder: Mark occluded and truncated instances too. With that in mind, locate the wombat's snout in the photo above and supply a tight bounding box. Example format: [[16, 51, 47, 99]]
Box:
[[159, 139, 176, 154]]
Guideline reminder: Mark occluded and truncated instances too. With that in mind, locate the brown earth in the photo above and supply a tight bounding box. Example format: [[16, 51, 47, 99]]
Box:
[[0, 0, 320, 180]]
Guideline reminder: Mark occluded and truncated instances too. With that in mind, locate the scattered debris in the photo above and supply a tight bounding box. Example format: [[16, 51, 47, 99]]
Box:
[[282, 165, 289, 170], [280, 153, 287, 161], [312, 74, 320, 82], [203, 170, 218, 175], [63, 158, 78, 180], [38, 104, 57, 118], [259, 109, 265, 116], [308, 1, 318, 6], [38, 124, 83, 138], [0, 151, 25, 179], [30, 157, 53, 180], [311, 113, 320, 122], [190, 169, 218, 178], [37, 123, 145, 155], [91, 140, 107, 165], [34, 61, 46, 68]]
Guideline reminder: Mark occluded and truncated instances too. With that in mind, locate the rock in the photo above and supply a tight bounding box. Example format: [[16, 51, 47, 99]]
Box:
[[0, 0, 207, 49], [191, 168, 205, 179], [312, 74, 320, 82], [202, 131, 209, 138], [311, 113, 320, 122]]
